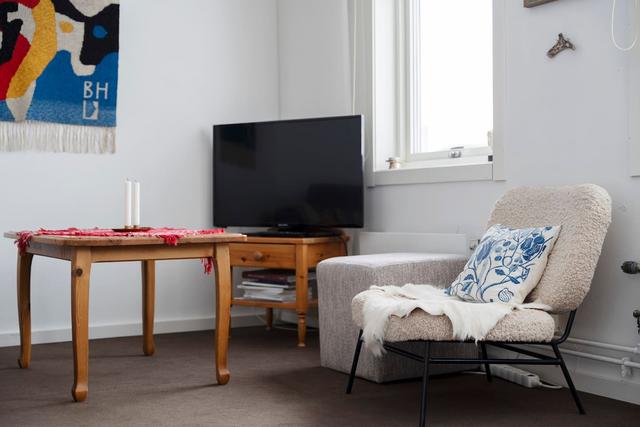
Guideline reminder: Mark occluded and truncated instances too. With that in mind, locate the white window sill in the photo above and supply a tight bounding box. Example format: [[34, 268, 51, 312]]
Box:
[[370, 160, 493, 187]]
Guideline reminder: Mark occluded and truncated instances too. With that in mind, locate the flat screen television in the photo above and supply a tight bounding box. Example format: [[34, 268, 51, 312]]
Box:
[[213, 115, 364, 235]]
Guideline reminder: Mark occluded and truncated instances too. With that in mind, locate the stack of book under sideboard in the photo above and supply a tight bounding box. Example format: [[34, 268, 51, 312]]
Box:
[[238, 269, 315, 302]]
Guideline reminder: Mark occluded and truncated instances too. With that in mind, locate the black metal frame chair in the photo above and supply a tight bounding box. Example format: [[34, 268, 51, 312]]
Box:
[[346, 310, 584, 427]]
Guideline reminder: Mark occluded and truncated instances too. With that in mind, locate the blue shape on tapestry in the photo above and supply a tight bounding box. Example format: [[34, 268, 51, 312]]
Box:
[[27, 51, 119, 127], [0, 102, 12, 121], [93, 25, 108, 39]]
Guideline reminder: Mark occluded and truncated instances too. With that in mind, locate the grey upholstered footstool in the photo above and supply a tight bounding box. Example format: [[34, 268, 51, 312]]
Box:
[[317, 253, 478, 383]]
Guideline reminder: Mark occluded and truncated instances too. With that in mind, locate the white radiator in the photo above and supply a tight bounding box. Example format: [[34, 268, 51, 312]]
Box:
[[357, 231, 467, 255]]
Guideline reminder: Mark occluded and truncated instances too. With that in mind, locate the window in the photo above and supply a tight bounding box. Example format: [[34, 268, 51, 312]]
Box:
[[408, 0, 493, 160], [365, 0, 504, 185]]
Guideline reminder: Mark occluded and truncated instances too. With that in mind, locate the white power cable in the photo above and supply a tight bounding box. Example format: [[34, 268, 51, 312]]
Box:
[[538, 381, 563, 390], [612, 0, 639, 51]]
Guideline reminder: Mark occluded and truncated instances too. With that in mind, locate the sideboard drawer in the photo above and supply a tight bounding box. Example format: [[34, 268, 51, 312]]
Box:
[[229, 243, 295, 268], [307, 242, 346, 267]]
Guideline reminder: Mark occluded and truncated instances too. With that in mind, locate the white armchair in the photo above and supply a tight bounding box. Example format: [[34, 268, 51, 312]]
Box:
[[345, 185, 612, 426]]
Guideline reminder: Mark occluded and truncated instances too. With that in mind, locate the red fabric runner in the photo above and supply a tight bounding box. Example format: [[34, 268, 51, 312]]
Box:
[[15, 228, 225, 274]]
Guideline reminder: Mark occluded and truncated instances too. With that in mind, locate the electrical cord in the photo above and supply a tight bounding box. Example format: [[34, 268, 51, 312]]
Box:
[[461, 370, 487, 375], [612, 0, 639, 51], [538, 381, 563, 390]]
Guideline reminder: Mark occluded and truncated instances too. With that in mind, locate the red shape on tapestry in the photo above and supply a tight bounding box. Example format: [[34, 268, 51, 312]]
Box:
[[0, 0, 39, 7], [0, 34, 30, 100], [0, 0, 40, 7]]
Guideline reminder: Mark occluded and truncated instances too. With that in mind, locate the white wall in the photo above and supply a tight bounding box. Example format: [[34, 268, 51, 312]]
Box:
[[276, 0, 640, 403], [0, 0, 280, 346], [277, 0, 352, 119], [273, 0, 354, 328]]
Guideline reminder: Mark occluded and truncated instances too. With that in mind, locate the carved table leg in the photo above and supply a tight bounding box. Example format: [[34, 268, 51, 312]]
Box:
[[265, 308, 273, 331], [296, 313, 307, 348], [142, 260, 156, 356], [295, 245, 309, 348], [17, 252, 34, 369], [71, 248, 92, 402], [214, 244, 231, 385]]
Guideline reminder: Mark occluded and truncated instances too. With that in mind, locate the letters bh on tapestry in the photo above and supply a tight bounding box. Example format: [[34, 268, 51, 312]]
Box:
[[83, 81, 110, 121]]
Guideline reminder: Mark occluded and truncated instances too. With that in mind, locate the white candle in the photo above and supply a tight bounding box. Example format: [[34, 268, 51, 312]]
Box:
[[133, 181, 141, 227], [125, 180, 132, 227]]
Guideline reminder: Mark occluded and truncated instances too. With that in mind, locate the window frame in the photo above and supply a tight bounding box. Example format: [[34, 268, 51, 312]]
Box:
[[365, 0, 506, 186]]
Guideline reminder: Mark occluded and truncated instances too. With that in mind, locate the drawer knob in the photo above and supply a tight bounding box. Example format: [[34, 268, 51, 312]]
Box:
[[253, 251, 264, 261]]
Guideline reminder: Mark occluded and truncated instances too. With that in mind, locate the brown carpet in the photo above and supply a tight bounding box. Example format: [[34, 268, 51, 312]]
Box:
[[0, 327, 638, 427]]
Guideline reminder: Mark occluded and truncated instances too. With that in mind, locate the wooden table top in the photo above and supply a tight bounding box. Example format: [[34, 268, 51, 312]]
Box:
[[4, 231, 247, 247]]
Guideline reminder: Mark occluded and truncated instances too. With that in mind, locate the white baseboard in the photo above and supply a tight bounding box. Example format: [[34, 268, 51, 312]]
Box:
[[0, 311, 264, 348]]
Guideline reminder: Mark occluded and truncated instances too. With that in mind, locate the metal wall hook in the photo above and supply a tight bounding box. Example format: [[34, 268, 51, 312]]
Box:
[[621, 261, 640, 274], [547, 33, 576, 58]]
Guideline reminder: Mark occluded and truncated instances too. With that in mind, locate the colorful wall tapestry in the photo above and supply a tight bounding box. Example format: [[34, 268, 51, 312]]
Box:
[[0, 0, 119, 153]]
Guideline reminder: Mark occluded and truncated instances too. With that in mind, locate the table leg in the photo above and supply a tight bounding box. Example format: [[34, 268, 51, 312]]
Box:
[[214, 244, 231, 385], [71, 248, 92, 402], [265, 308, 273, 331], [295, 245, 309, 348], [17, 252, 33, 369], [142, 260, 156, 356]]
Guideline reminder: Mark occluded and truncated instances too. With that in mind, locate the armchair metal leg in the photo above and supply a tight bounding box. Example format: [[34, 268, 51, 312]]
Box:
[[479, 342, 492, 382], [346, 330, 364, 394], [419, 342, 431, 427], [551, 343, 585, 415]]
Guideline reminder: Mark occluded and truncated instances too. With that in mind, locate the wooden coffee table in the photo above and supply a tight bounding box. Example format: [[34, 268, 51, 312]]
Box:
[[4, 231, 246, 402]]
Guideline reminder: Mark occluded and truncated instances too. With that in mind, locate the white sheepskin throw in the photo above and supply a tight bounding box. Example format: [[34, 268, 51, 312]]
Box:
[[362, 284, 550, 356]]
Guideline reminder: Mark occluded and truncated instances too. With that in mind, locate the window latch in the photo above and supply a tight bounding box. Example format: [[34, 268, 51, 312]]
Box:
[[448, 146, 464, 159]]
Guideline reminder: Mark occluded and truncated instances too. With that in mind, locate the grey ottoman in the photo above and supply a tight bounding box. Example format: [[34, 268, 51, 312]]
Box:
[[317, 253, 477, 383]]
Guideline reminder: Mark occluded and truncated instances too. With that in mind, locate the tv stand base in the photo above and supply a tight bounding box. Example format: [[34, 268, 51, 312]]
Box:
[[245, 228, 343, 238], [228, 234, 348, 347]]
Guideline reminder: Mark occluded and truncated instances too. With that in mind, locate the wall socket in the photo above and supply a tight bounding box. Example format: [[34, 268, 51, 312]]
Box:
[[469, 238, 481, 252]]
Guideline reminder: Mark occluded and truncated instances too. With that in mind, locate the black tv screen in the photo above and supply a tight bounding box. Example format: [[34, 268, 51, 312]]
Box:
[[213, 115, 364, 229]]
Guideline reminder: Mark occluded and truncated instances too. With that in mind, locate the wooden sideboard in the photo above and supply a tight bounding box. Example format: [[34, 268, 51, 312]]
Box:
[[229, 235, 348, 347]]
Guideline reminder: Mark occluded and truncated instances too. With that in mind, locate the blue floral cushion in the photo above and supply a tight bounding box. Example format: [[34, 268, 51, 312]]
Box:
[[445, 224, 561, 304]]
